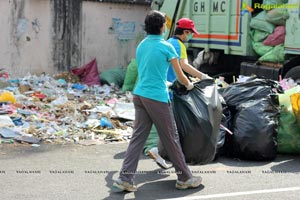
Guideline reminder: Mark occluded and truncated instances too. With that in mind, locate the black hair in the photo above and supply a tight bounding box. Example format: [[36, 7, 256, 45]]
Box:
[[144, 10, 166, 35], [174, 27, 193, 35]]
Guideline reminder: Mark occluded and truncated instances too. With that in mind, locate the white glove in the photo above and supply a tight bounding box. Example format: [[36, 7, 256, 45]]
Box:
[[166, 81, 172, 88], [201, 73, 213, 80], [185, 82, 194, 90], [193, 50, 204, 67]]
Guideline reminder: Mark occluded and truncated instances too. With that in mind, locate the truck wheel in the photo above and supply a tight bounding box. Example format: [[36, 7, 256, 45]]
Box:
[[284, 66, 300, 83]]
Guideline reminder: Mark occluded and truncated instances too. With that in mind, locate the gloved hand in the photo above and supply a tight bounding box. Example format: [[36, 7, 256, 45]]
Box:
[[166, 81, 173, 88], [185, 82, 194, 90], [201, 73, 213, 80]]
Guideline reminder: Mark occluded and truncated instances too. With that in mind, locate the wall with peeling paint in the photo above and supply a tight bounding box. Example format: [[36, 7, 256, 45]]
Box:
[[0, 0, 150, 77], [0, 0, 53, 77], [81, 2, 150, 71]]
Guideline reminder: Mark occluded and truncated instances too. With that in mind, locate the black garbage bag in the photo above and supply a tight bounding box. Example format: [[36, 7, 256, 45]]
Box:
[[221, 78, 281, 139], [215, 101, 233, 158], [225, 97, 280, 161], [159, 79, 223, 164], [222, 78, 281, 109]]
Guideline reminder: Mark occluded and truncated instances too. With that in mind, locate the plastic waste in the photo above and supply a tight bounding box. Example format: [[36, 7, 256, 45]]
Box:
[[160, 79, 223, 164], [277, 86, 300, 153], [31, 92, 47, 100], [0, 91, 16, 104], [279, 78, 296, 91], [0, 139, 14, 144], [0, 115, 15, 127], [51, 96, 68, 106], [215, 76, 229, 88], [98, 84, 111, 97], [10, 117, 23, 126], [17, 108, 34, 116], [72, 83, 86, 90], [14, 135, 41, 144], [0, 69, 9, 79], [222, 78, 280, 109], [100, 117, 114, 129], [226, 98, 279, 161], [71, 58, 101, 86], [0, 127, 21, 138], [57, 79, 67, 87], [237, 75, 252, 83], [291, 92, 300, 126]]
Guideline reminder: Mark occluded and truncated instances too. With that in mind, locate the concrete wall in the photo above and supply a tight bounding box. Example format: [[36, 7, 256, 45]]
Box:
[[0, 0, 53, 77], [0, 0, 150, 77], [81, 2, 150, 71]]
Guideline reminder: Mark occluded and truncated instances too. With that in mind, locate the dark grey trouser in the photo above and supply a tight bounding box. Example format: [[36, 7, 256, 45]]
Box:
[[118, 95, 192, 184]]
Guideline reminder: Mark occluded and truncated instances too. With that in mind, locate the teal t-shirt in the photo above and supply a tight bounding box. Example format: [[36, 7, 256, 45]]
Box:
[[134, 35, 178, 103]]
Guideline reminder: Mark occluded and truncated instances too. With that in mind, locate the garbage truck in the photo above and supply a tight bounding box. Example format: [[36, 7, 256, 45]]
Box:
[[151, 0, 300, 83]]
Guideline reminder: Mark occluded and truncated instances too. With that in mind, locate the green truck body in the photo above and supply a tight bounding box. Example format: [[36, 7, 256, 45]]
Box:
[[152, 0, 300, 82]]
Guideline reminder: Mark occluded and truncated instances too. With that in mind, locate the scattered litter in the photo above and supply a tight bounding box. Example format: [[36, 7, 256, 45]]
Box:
[[0, 73, 135, 145], [0, 127, 21, 138], [0, 115, 15, 127], [78, 140, 104, 146], [15, 135, 42, 144], [100, 117, 114, 129], [0, 139, 14, 144], [0, 90, 16, 104], [113, 102, 135, 121]]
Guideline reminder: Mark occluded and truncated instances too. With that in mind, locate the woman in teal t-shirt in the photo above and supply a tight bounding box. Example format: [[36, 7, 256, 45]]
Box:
[[113, 10, 202, 192]]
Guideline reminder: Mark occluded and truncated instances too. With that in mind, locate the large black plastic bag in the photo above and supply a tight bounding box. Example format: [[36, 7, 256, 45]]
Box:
[[221, 78, 281, 161], [222, 79, 280, 106], [226, 97, 280, 161], [222, 78, 281, 129], [160, 79, 222, 164]]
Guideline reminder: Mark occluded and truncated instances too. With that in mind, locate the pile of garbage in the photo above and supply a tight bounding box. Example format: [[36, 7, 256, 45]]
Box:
[[250, 0, 289, 63], [218, 76, 300, 160], [1, 56, 300, 164], [0, 71, 135, 146], [144, 75, 300, 164]]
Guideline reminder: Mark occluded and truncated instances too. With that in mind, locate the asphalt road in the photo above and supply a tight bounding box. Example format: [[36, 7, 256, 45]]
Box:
[[0, 142, 300, 200]]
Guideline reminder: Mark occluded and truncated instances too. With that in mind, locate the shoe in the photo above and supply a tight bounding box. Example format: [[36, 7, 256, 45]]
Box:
[[112, 178, 137, 192], [148, 147, 171, 169], [175, 176, 202, 190]]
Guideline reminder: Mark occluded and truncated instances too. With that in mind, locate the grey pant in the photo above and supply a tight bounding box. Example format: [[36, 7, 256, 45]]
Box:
[[118, 95, 192, 183]]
